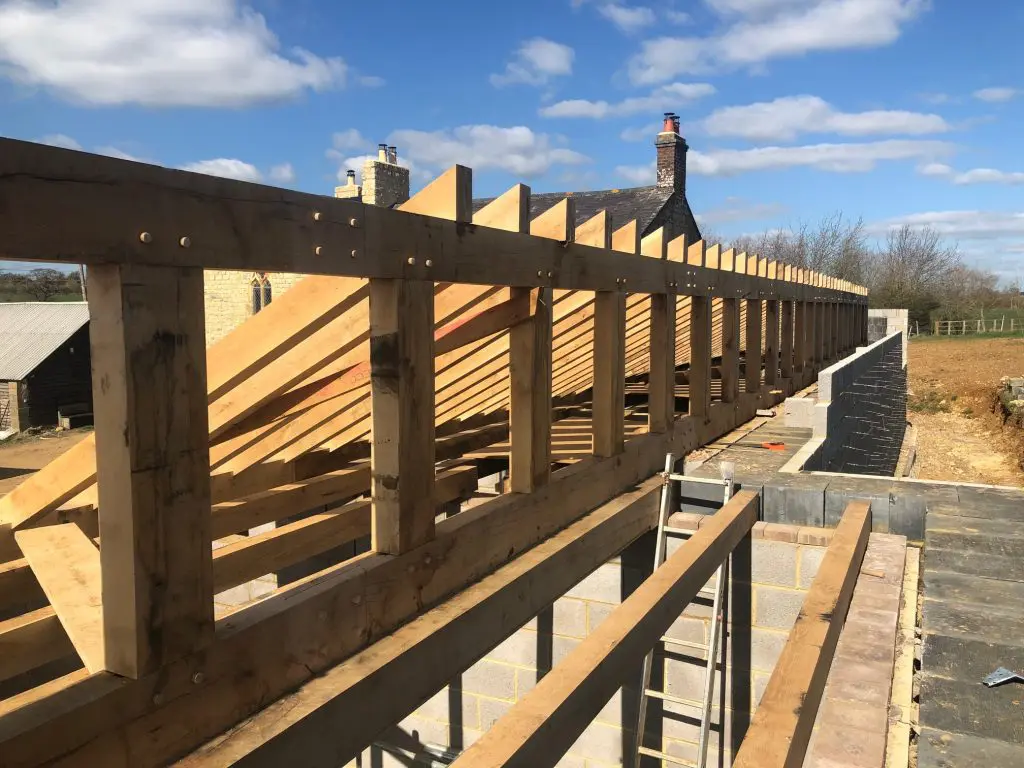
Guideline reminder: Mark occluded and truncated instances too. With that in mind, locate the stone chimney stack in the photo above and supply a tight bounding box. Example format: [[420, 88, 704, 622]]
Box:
[[363, 141, 410, 208], [334, 168, 362, 200], [655, 112, 687, 195]]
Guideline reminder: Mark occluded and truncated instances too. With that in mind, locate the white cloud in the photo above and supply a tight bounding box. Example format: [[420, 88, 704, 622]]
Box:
[[973, 87, 1017, 103], [0, 0, 354, 107], [37, 134, 148, 162], [918, 163, 1024, 185], [665, 9, 691, 23], [357, 74, 386, 88], [920, 92, 953, 105], [620, 122, 662, 141], [616, 138, 951, 181], [390, 125, 589, 178], [38, 133, 82, 150], [628, 0, 926, 84], [599, 4, 656, 32], [696, 197, 788, 225], [868, 210, 1024, 241], [616, 162, 657, 185], [337, 155, 374, 183], [95, 146, 148, 162], [702, 95, 949, 141], [918, 162, 953, 177], [180, 158, 263, 182], [491, 38, 574, 87], [541, 82, 715, 119], [269, 163, 296, 184], [329, 129, 372, 153]]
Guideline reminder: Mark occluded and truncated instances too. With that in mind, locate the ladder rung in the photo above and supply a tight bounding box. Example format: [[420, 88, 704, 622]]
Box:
[[637, 745, 696, 766], [666, 474, 727, 486], [659, 636, 706, 651], [644, 688, 699, 707], [663, 525, 695, 537]]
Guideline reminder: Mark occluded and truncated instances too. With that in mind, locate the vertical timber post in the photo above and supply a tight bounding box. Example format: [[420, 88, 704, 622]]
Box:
[[476, 184, 554, 494], [642, 228, 675, 433], [585, 212, 625, 457], [765, 298, 780, 388], [89, 264, 213, 678], [370, 277, 436, 554], [780, 298, 794, 381], [688, 241, 711, 420], [745, 292, 762, 395], [721, 249, 740, 404]]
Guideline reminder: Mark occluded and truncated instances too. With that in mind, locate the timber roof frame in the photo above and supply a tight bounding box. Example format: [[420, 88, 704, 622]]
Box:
[[0, 136, 868, 767]]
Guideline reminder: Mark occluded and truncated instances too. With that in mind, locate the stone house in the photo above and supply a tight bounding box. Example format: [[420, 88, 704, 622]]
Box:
[[202, 115, 701, 345]]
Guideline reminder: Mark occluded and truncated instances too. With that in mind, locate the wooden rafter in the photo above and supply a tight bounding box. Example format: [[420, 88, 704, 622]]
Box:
[[0, 142, 868, 768]]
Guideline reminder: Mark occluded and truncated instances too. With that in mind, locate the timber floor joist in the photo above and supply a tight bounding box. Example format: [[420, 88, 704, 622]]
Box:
[[0, 139, 867, 766]]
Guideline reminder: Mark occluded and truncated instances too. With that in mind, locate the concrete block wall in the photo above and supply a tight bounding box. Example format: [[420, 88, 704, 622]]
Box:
[[868, 308, 908, 365], [787, 331, 907, 477], [356, 520, 836, 768]]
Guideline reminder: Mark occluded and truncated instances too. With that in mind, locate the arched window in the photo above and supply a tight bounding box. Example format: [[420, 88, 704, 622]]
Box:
[[250, 273, 272, 314]]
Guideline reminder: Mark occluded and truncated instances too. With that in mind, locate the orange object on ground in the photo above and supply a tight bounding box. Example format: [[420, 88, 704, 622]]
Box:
[[761, 441, 786, 451]]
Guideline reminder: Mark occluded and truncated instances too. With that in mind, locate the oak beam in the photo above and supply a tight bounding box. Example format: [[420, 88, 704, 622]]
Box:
[[780, 300, 794, 380], [744, 297, 762, 393], [642, 228, 674, 433], [765, 299, 780, 386], [369, 277, 436, 555], [181, 474, 668, 767], [88, 263, 213, 679], [452, 490, 760, 768], [733, 501, 870, 768], [14, 525, 103, 673]]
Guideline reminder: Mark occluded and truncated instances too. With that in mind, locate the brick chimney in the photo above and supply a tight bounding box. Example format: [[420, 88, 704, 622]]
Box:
[[655, 112, 687, 195]]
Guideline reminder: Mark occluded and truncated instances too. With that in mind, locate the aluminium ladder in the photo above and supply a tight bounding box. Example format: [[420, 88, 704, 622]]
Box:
[[633, 454, 736, 768]]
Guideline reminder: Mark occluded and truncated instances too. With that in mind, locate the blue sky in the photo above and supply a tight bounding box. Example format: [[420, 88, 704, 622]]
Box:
[[1, 0, 1022, 283]]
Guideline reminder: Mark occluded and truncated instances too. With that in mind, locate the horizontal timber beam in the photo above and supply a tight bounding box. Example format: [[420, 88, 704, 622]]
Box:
[[733, 501, 871, 768], [181, 475, 667, 766], [453, 490, 759, 768], [0, 425, 698, 767], [0, 140, 864, 302]]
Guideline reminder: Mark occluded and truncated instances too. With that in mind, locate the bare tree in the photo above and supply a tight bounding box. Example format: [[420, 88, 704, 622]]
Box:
[[867, 225, 960, 305], [723, 211, 870, 281]]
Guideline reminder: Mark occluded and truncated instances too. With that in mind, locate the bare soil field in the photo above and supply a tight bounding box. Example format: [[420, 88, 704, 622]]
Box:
[[0, 428, 91, 495], [908, 336, 1024, 486]]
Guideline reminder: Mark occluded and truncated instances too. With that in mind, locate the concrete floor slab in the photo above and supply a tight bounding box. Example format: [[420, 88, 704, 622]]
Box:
[[919, 675, 1024, 744], [921, 634, 1024, 685], [922, 599, 1024, 647], [917, 728, 1024, 768], [924, 548, 1024, 581]]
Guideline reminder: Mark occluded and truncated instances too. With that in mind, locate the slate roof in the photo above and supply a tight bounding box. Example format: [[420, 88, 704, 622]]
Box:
[[472, 185, 675, 235], [0, 302, 89, 381]]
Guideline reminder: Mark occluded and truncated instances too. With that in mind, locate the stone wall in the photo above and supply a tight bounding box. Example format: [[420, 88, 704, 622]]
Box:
[[355, 520, 840, 768], [203, 270, 305, 346]]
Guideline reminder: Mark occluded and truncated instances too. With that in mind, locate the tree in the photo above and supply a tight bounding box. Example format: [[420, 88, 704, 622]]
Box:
[[23, 268, 67, 301], [725, 211, 871, 282]]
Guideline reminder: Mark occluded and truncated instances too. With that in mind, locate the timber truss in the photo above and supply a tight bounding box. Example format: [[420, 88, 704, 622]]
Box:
[[0, 137, 867, 766]]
